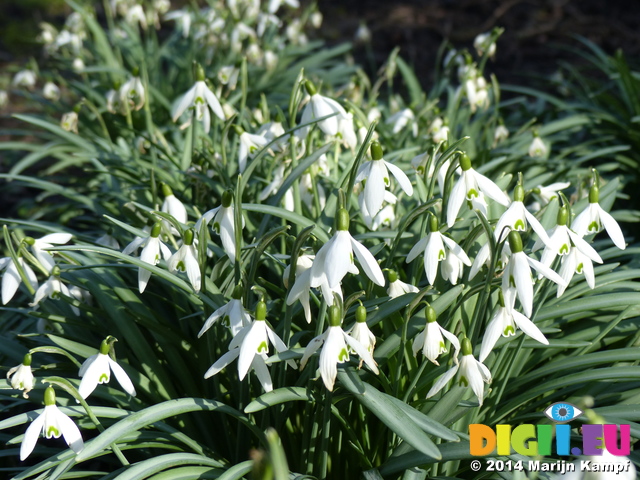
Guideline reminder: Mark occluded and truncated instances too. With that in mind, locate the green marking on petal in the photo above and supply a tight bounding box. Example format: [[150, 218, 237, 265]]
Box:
[[384, 176, 390, 186], [559, 244, 569, 255], [509, 275, 515, 287], [504, 325, 516, 336], [588, 221, 600, 233], [195, 96, 204, 104], [47, 425, 61, 438], [338, 348, 349, 362], [467, 188, 479, 199], [576, 263, 584, 274], [51, 291, 60, 300], [439, 341, 447, 353], [99, 373, 109, 383], [213, 222, 220, 233], [222, 315, 230, 327], [459, 376, 469, 387], [514, 219, 526, 230], [438, 249, 446, 260], [258, 341, 268, 354], [249, 146, 257, 154]]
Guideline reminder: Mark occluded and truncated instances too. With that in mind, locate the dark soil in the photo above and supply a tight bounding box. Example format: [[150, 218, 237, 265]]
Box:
[[316, 0, 640, 87]]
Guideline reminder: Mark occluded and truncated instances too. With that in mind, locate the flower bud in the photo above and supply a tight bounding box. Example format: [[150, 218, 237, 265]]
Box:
[[99, 339, 110, 355], [328, 304, 342, 327], [232, 284, 244, 300], [429, 213, 439, 233], [387, 269, 398, 283], [588, 185, 599, 204], [196, 63, 205, 82], [514, 184, 525, 203], [355, 304, 367, 323], [23, 353, 32, 366], [51, 265, 62, 277]]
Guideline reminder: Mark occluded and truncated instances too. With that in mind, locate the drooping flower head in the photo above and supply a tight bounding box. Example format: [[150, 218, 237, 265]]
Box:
[[572, 184, 626, 250], [172, 64, 225, 133], [412, 303, 460, 365], [168, 228, 201, 292], [78, 336, 136, 399], [299, 80, 350, 138], [300, 304, 379, 391], [196, 189, 241, 265], [7, 353, 36, 398], [426, 337, 491, 406], [386, 269, 419, 298], [356, 141, 413, 217], [309, 207, 385, 294], [447, 153, 509, 227], [20, 385, 84, 461]]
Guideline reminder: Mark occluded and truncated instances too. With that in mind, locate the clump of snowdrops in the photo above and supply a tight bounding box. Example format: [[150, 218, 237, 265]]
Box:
[[1, 2, 639, 479]]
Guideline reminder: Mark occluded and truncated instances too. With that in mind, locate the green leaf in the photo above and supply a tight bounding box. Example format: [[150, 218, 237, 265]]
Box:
[[244, 387, 313, 413], [338, 369, 442, 460]]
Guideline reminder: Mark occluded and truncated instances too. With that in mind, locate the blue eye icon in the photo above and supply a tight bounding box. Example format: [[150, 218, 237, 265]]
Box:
[[544, 402, 582, 423]]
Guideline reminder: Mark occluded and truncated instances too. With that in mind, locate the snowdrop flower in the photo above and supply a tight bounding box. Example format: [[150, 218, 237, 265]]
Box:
[[106, 88, 123, 114], [0, 90, 8, 108], [531, 181, 570, 207], [160, 183, 187, 235], [473, 31, 496, 58], [299, 80, 349, 138], [533, 206, 602, 272], [427, 337, 491, 405], [358, 191, 397, 231], [258, 120, 289, 152], [447, 153, 509, 227], [572, 184, 626, 250], [199, 285, 251, 337], [264, 50, 278, 71], [256, 13, 281, 37], [217, 65, 239, 90], [479, 290, 548, 362], [7, 353, 36, 398], [125, 4, 147, 29], [413, 304, 460, 365], [43, 82, 60, 101], [96, 232, 120, 250], [235, 126, 269, 173], [356, 141, 413, 216], [337, 113, 357, 150], [196, 190, 241, 264], [285, 254, 316, 323], [61, 111, 78, 133], [119, 74, 145, 111], [502, 231, 566, 317], [528, 134, 548, 158], [286, 253, 342, 322], [494, 182, 550, 243], [13, 69, 36, 89], [310, 11, 323, 28], [556, 246, 598, 297], [20, 386, 84, 461], [354, 22, 372, 44], [268, 0, 299, 13], [259, 163, 294, 210], [465, 75, 490, 112], [0, 255, 38, 305], [407, 214, 471, 285], [301, 304, 379, 391], [469, 240, 511, 281], [164, 9, 192, 37], [30, 266, 82, 315], [309, 208, 385, 294], [493, 124, 509, 146], [347, 305, 376, 360], [72, 58, 85, 73], [122, 223, 171, 293], [386, 108, 417, 136], [78, 337, 136, 399], [387, 270, 419, 298], [204, 300, 295, 392], [168, 229, 201, 292]]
